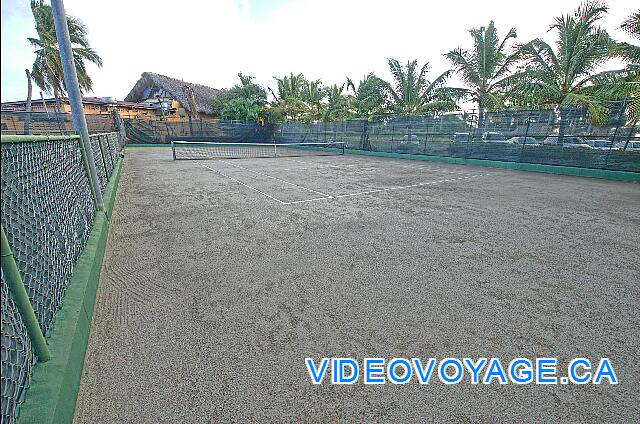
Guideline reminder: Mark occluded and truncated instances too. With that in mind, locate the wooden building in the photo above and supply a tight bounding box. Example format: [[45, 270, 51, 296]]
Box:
[[124, 72, 222, 120], [1, 96, 159, 134], [1, 96, 157, 119]]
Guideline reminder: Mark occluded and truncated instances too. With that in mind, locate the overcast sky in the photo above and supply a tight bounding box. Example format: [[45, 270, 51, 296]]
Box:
[[1, 0, 636, 104]]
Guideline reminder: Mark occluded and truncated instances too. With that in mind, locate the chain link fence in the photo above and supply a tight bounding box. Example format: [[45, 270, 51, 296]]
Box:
[[0, 131, 123, 423], [1, 138, 96, 336], [119, 104, 639, 171], [272, 107, 639, 172], [1, 271, 35, 424]]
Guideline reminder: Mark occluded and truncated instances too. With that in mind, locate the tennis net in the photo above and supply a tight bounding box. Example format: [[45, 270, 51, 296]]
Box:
[[171, 141, 345, 160]]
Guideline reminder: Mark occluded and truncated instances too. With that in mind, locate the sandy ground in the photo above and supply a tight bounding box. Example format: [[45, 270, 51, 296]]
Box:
[[74, 147, 639, 423]]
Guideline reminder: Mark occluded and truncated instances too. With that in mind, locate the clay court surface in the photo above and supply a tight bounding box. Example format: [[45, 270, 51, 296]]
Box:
[[74, 147, 639, 422]]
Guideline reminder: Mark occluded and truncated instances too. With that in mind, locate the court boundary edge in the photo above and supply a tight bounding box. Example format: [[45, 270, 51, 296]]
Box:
[[345, 149, 640, 182]]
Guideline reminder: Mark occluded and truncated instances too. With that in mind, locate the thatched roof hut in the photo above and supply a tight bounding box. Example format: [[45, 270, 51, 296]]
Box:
[[125, 72, 221, 115]]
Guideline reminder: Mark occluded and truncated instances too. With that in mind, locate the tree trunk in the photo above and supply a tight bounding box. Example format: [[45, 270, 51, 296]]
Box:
[[40, 91, 50, 116], [53, 88, 67, 135], [360, 119, 369, 150], [476, 99, 485, 141], [24, 69, 33, 135]]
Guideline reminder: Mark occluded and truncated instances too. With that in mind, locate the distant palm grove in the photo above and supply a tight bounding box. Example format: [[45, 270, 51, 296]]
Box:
[[24, 1, 638, 126], [211, 1, 638, 125]]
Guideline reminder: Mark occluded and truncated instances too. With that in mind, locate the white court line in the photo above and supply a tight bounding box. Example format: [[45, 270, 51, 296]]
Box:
[[284, 174, 485, 205], [221, 161, 333, 198], [196, 157, 485, 206], [271, 163, 369, 172], [278, 155, 372, 166], [283, 196, 333, 205], [251, 160, 479, 174], [194, 161, 287, 204]]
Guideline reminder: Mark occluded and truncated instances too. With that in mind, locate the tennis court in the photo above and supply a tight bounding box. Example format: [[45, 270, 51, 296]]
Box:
[[74, 146, 639, 422]]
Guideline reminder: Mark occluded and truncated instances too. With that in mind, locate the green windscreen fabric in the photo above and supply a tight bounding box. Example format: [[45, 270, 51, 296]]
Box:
[[272, 110, 639, 172], [122, 105, 638, 171], [124, 119, 275, 144]]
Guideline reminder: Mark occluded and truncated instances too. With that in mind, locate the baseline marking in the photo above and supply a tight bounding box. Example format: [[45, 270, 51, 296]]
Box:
[[194, 161, 287, 204]]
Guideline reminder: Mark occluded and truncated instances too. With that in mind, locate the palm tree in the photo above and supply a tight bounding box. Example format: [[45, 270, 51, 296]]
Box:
[[382, 58, 461, 115], [346, 73, 388, 119], [508, 1, 617, 140], [274, 73, 305, 100], [322, 83, 353, 122], [28, 0, 103, 108], [301, 79, 324, 122], [611, 11, 639, 123], [272, 73, 308, 121], [445, 21, 519, 127]]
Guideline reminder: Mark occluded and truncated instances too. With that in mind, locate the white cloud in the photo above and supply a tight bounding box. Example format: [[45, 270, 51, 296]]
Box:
[[1, 0, 636, 103]]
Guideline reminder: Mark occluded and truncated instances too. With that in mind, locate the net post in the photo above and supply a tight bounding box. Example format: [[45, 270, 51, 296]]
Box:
[[171, 140, 176, 160], [1, 225, 51, 362]]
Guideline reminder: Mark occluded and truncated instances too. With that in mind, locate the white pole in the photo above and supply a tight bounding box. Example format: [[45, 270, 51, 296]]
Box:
[[50, 0, 104, 209]]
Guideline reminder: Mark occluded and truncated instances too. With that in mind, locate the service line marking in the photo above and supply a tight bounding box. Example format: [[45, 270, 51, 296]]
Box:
[[221, 160, 333, 198], [194, 161, 288, 204], [196, 159, 486, 206]]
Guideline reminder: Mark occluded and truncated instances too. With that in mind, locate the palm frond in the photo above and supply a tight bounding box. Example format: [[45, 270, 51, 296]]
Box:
[[445, 48, 480, 88], [518, 39, 559, 78], [28, 0, 102, 94], [447, 21, 519, 111], [612, 42, 640, 64], [620, 11, 640, 38]]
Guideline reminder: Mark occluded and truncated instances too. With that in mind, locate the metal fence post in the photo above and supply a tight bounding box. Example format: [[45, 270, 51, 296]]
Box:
[[75, 135, 100, 210], [103, 134, 115, 174], [605, 100, 627, 167], [520, 111, 532, 160], [465, 110, 475, 158], [391, 122, 395, 152], [622, 121, 637, 151], [95, 135, 107, 175], [361, 120, 366, 150], [1, 226, 51, 362]]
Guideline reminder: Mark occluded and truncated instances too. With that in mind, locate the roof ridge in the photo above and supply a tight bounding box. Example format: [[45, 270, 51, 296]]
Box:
[[125, 72, 220, 114]]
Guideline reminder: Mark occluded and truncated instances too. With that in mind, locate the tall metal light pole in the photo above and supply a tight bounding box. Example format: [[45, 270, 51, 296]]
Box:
[[50, 0, 104, 209]]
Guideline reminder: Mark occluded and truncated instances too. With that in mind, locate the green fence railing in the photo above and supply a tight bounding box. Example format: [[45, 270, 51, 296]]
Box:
[[0, 131, 124, 424]]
